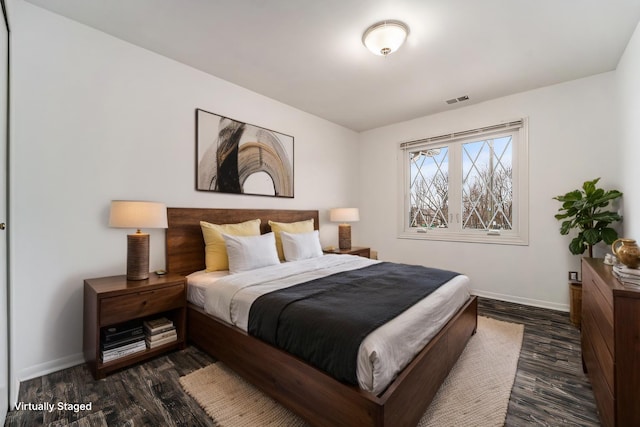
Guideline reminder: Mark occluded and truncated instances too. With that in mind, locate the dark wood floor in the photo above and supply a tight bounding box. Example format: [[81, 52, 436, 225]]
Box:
[[4, 297, 600, 426], [479, 298, 599, 426]]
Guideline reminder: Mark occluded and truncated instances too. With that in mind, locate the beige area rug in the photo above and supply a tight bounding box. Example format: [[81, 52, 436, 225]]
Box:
[[180, 316, 524, 426]]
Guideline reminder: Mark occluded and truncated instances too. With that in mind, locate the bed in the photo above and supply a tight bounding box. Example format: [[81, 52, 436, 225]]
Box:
[[166, 207, 478, 427]]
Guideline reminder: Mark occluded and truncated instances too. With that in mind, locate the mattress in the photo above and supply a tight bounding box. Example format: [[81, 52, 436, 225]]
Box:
[[187, 254, 470, 395], [186, 269, 229, 307]]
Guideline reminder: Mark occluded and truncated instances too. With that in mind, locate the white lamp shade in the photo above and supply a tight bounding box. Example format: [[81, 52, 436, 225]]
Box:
[[330, 208, 360, 223], [109, 200, 168, 229], [363, 21, 409, 56]]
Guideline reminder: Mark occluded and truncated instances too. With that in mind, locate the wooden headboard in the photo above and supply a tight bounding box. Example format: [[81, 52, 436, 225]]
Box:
[[165, 208, 320, 276]]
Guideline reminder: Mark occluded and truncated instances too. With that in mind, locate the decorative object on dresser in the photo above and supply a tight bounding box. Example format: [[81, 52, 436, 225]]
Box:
[[611, 264, 640, 288], [329, 207, 360, 250], [83, 273, 187, 379], [581, 258, 640, 427], [323, 246, 370, 258], [611, 238, 640, 269], [196, 108, 294, 198], [109, 200, 169, 280]]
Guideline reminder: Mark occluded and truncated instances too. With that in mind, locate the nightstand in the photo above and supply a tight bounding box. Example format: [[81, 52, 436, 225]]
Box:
[[323, 246, 371, 258], [83, 273, 186, 379]]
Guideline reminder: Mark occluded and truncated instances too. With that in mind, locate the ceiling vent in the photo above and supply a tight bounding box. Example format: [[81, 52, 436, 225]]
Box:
[[446, 95, 470, 105]]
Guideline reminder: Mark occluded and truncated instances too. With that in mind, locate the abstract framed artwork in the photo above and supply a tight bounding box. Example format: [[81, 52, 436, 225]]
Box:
[[196, 108, 294, 198]]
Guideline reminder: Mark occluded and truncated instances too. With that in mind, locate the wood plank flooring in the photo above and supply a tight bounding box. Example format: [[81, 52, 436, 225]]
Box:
[[478, 298, 599, 426], [4, 297, 600, 426]]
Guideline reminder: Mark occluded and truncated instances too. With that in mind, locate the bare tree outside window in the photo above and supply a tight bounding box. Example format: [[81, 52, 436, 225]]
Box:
[[461, 137, 513, 230], [409, 148, 449, 229], [408, 136, 514, 232]]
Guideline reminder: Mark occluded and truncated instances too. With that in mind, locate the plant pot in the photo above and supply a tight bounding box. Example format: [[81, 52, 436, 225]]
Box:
[[569, 280, 582, 328]]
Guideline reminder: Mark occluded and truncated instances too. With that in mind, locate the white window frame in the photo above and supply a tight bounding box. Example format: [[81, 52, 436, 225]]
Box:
[[398, 118, 529, 245]]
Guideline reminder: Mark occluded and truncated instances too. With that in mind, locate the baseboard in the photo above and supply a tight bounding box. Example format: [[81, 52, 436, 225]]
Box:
[[472, 289, 569, 312], [12, 352, 84, 408]]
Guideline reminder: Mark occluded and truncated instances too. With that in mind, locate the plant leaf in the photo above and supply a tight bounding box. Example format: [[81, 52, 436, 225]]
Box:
[[569, 236, 586, 255], [601, 227, 619, 245], [590, 212, 621, 223], [592, 190, 623, 207], [583, 229, 600, 245], [561, 190, 583, 202], [583, 179, 597, 196]]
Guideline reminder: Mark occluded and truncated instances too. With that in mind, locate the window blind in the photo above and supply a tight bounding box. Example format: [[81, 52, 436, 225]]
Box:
[[399, 119, 524, 150]]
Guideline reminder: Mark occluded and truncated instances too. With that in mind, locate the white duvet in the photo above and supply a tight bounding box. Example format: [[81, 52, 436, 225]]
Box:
[[188, 254, 470, 395]]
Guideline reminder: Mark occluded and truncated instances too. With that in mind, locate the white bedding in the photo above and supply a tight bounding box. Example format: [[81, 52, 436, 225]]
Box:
[[187, 254, 470, 395], [187, 270, 229, 307]]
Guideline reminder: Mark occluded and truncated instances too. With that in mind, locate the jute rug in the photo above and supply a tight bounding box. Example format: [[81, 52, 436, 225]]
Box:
[[180, 316, 524, 426]]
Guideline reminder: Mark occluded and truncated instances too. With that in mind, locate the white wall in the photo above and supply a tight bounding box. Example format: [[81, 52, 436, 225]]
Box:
[[617, 21, 640, 239], [358, 72, 620, 310], [8, 1, 359, 399]]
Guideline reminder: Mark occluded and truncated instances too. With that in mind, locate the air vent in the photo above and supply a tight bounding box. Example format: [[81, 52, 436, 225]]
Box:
[[445, 95, 470, 105]]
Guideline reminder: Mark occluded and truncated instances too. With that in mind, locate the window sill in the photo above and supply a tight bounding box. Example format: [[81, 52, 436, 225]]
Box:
[[397, 230, 528, 246]]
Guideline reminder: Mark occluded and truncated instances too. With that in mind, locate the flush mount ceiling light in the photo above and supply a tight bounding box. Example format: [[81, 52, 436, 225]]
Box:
[[362, 20, 409, 56]]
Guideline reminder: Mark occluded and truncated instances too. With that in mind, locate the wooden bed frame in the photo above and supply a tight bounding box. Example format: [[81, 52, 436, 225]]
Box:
[[166, 207, 478, 427]]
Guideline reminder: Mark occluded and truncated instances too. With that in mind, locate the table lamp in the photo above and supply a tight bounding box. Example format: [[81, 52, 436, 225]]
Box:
[[330, 208, 360, 250], [109, 200, 168, 280]]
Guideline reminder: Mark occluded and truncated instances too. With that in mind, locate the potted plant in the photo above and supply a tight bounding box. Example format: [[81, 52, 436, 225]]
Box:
[[553, 177, 623, 327], [553, 177, 623, 258]]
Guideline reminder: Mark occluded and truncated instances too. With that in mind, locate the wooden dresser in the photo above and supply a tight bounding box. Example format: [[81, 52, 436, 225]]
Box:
[[581, 258, 640, 427]]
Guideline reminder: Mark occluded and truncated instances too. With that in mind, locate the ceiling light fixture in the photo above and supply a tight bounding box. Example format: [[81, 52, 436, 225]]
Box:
[[362, 20, 409, 56]]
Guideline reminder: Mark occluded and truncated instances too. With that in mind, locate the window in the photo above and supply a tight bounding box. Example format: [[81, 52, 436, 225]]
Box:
[[399, 119, 528, 245]]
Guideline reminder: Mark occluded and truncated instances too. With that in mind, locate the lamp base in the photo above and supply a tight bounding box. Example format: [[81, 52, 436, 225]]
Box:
[[338, 224, 352, 250], [127, 233, 149, 280]]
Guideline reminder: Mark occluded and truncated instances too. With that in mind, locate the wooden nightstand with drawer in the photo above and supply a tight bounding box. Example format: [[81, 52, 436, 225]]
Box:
[[83, 273, 186, 379]]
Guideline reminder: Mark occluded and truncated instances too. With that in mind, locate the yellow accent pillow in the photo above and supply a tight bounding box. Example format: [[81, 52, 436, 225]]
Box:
[[200, 219, 261, 271], [268, 219, 315, 261]]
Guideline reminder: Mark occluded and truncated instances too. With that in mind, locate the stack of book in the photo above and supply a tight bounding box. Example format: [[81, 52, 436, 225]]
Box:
[[101, 320, 146, 363], [144, 317, 177, 349], [613, 264, 640, 288]]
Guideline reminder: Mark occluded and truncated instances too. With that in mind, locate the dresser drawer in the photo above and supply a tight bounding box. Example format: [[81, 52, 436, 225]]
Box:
[[100, 284, 185, 326], [583, 274, 614, 356], [583, 331, 615, 427], [582, 303, 614, 394]]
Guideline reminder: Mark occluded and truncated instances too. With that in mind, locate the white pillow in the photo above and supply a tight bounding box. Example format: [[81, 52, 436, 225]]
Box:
[[222, 232, 280, 274], [280, 230, 323, 262]]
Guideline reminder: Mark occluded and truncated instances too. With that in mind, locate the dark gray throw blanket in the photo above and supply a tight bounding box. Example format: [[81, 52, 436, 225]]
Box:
[[248, 262, 459, 385]]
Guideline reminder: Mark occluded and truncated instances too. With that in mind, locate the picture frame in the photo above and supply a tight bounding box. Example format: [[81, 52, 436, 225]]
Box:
[[196, 108, 294, 198]]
